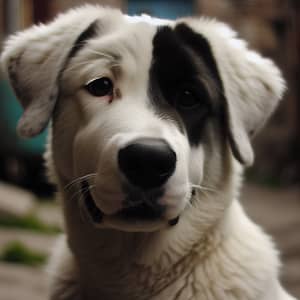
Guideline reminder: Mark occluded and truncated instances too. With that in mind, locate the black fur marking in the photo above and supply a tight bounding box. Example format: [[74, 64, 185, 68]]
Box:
[[149, 25, 224, 146], [54, 20, 100, 108], [174, 24, 224, 89], [171, 24, 248, 165], [57, 19, 99, 88], [67, 20, 99, 60]]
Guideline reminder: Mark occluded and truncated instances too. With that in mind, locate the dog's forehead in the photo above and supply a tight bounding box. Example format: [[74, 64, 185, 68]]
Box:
[[77, 14, 173, 56], [67, 16, 167, 70], [63, 14, 224, 103], [63, 15, 224, 147], [62, 17, 165, 88], [67, 17, 216, 81]]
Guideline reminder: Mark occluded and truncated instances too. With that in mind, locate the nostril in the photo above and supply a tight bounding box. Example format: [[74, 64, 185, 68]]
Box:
[[118, 138, 176, 189]]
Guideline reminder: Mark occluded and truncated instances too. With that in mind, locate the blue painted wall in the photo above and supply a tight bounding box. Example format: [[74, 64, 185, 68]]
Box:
[[128, 0, 194, 19], [1, 80, 47, 154]]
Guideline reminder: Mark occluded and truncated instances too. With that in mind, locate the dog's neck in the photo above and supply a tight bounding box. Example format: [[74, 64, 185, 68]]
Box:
[[59, 177, 236, 300], [49, 139, 251, 299], [55, 159, 279, 300]]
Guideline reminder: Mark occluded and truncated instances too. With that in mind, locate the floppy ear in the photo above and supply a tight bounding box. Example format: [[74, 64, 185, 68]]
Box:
[[178, 19, 285, 166], [1, 6, 115, 138]]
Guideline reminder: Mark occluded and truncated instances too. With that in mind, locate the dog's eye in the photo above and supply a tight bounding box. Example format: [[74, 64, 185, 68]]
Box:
[[84, 77, 113, 98], [175, 89, 200, 110]]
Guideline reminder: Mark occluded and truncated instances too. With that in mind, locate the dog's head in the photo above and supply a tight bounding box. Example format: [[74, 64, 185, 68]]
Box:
[[1, 6, 285, 232]]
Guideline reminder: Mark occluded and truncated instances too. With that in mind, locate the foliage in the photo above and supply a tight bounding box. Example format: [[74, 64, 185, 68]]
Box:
[[0, 241, 47, 266], [0, 214, 61, 234]]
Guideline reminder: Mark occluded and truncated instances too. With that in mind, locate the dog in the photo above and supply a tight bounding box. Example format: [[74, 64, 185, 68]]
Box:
[[1, 5, 296, 300]]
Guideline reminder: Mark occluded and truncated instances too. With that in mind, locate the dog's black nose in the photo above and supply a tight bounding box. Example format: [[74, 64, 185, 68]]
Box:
[[118, 138, 176, 189]]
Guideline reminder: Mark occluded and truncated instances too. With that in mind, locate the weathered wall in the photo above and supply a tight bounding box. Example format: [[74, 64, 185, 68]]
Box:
[[50, 0, 125, 16]]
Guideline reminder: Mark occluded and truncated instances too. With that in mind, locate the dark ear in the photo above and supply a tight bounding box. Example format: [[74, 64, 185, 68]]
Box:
[[176, 20, 285, 166], [1, 6, 106, 137]]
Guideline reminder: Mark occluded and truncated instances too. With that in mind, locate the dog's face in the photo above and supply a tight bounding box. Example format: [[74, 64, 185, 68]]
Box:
[[1, 6, 285, 232]]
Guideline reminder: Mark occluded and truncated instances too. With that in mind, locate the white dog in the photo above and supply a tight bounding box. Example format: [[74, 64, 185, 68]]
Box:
[[1, 5, 296, 300]]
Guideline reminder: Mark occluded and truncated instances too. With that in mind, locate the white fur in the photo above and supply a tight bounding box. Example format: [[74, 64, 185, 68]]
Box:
[[1, 6, 295, 300]]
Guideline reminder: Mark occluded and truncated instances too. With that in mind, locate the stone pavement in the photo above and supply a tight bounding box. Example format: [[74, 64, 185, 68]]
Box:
[[0, 183, 299, 300], [0, 183, 60, 300], [0, 183, 35, 218], [0, 263, 48, 300]]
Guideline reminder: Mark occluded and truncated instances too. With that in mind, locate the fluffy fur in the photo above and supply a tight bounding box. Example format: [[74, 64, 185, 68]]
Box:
[[1, 5, 296, 300]]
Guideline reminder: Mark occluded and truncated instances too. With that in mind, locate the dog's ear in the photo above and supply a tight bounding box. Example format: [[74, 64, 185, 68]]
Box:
[[176, 20, 285, 166], [1, 6, 115, 138]]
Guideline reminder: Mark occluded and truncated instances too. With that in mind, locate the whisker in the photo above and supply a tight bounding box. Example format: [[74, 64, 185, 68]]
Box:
[[64, 173, 97, 191], [84, 48, 116, 60], [75, 184, 96, 223], [66, 61, 122, 74], [64, 60, 96, 72], [71, 188, 86, 202], [78, 195, 89, 223], [70, 182, 94, 202], [65, 47, 121, 72], [185, 198, 195, 209], [191, 184, 217, 193], [198, 189, 211, 198]]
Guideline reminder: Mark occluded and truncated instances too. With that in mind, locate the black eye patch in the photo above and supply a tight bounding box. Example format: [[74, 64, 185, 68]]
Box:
[[149, 25, 222, 146], [174, 23, 224, 90]]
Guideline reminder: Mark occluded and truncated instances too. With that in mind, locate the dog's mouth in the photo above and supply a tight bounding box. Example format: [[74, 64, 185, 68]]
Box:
[[81, 180, 104, 223], [80, 180, 180, 231]]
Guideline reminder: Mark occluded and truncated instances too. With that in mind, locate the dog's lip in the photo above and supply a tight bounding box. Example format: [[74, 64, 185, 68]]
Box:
[[80, 180, 180, 228], [81, 180, 103, 223]]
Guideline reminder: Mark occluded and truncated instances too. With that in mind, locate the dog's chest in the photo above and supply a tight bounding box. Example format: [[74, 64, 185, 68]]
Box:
[[76, 228, 277, 300], [79, 257, 193, 300], [81, 268, 194, 300], [78, 238, 219, 300]]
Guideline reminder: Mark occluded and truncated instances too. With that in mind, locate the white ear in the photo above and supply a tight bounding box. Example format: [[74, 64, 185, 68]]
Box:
[[1, 5, 119, 138], [185, 19, 286, 166]]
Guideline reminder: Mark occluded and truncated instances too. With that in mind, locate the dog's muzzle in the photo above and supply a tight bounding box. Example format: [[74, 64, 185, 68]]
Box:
[[80, 138, 182, 230], [80, 180, 180, 228]]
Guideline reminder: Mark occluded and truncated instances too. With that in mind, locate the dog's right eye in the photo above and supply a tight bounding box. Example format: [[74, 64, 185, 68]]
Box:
[[84, 77, 114, 98]]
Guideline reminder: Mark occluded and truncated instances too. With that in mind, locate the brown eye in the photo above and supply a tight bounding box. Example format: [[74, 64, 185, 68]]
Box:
[[85, 77, 113, 98]]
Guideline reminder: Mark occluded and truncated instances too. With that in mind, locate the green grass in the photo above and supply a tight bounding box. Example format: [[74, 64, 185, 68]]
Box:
[[0, 214, 61, 234], [0, 241, 47, 266]]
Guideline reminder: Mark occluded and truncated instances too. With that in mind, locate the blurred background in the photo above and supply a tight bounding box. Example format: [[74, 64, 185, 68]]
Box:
[[0, 1, 299, 299]]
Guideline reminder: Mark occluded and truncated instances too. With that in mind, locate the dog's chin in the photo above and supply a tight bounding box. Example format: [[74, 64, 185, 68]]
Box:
[[80, 181, 181, 233], [97, 217, 168, 232]]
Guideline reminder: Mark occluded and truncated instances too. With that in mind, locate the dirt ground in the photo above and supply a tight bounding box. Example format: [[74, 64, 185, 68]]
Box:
[[0, 183, 299, 300]]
